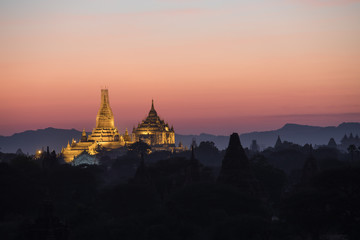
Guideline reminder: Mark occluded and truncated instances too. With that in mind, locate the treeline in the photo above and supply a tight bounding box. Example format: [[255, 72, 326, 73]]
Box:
[[0, 134, 359, 240]]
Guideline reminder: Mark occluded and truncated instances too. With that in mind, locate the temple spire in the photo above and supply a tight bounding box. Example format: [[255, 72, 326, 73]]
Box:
[[96, 89, 114, 128], [81, 128, 87, 142], [275, 135, 282, 149], [185, 145, 200, 184], [191, 145, 195, 160], [148, 99, 157, 117]]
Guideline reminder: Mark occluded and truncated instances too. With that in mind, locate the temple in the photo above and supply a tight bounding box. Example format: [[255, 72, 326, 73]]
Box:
[[61, 89, 126, 163], [132, 100, 176, 150], [61, 89, 183, 163]]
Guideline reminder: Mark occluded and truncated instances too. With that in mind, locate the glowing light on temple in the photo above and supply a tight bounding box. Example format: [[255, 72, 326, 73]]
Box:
[[61, 89, 183, 163]]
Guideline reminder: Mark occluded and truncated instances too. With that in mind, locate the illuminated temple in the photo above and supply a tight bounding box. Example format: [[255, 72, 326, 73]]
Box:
[[132, 100, 175, 147], [61, 89, 182, 163]]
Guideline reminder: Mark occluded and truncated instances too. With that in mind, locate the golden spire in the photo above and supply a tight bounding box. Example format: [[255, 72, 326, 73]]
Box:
[[96, 89, 115, 128]]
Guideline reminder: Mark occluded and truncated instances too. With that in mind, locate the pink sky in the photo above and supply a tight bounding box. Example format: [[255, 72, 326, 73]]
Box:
[[0, 0, 359, 136]]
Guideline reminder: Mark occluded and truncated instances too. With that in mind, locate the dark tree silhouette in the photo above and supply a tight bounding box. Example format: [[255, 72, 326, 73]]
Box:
[[130, 153, 151, 185], [2, 131, 360, 240], [185, 146, 201, 184], [301, 146, 318, 183], [25, 199, 69, 240], [195, 141, 222, 166], [348, 144, 356, 161], [128, 140, 151, 156]]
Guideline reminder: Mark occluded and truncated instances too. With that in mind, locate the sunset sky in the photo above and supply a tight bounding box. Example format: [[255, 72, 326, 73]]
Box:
[[1, 0, 359, 136]]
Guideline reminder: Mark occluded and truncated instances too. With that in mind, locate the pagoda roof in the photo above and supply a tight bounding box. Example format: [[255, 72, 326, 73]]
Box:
[[136, 100, 172, 132]]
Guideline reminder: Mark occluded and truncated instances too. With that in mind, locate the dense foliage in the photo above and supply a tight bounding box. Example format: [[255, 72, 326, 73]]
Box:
[[0, 140, 359, 240]]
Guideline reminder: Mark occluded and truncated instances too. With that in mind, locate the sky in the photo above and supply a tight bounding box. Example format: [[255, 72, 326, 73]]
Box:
[[0, 0, 359, 136]]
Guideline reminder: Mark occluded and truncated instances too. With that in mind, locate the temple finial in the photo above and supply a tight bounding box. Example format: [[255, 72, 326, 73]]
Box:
[[149, 99, 156, 114]]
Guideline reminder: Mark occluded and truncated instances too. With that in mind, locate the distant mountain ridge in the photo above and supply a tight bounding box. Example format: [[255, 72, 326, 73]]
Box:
[[240, 122, 360, 150], [0, 128, 83, 154], [0, 122, 359, 154]]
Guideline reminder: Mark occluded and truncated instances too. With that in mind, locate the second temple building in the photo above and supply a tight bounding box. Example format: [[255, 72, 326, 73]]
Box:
[[61, 89, 182, 163]]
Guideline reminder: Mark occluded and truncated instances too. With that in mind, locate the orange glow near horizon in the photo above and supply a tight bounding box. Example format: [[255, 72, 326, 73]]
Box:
[[0, 0, 359, 136]]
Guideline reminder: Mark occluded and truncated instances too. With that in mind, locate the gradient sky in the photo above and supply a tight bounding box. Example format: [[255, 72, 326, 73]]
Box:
[[1, 0, 359, 136]]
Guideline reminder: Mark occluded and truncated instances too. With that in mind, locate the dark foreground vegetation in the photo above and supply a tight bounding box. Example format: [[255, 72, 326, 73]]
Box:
[[1, 134, 360, 240]]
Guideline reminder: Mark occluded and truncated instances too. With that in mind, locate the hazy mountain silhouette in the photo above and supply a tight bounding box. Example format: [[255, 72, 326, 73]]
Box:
[[0, 123, 359, 154], [0, 127, 84, 154], [240, 122, 360, 150], [179, 122, 360, 150]]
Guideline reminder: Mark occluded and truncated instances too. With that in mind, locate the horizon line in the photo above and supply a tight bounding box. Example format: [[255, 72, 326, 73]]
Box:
[[2, 120, 359, 137]]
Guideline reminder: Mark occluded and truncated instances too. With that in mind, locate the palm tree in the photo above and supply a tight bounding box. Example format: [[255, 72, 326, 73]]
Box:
[[347, 144, 356, 161]]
